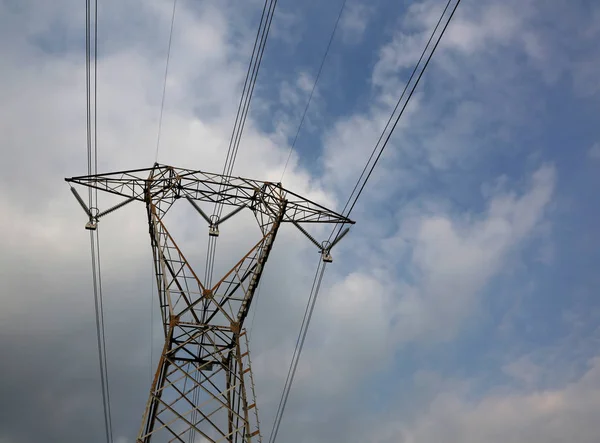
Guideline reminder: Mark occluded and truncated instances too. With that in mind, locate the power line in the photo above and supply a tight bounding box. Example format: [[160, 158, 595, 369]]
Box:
[[268, 1, 463, 441], [268, 259, 327, 443], [89, 231, 112, 443], [330, 0, 462, 244], [280, 0, 348, 183], [205, 0, 279, 293], [148, 0, 178, 396], [155, 0, 178, 163], [94, 229, 114, 442], [85, 0, 92, 204], [220, 0, 276, 179], [85, 0, 113, 441], [215, 0, 279, 219], [187, 231, 219, 441], [267, 6, 352, 435], [223, 0, 278, 182], [93, 0, 99, 202]]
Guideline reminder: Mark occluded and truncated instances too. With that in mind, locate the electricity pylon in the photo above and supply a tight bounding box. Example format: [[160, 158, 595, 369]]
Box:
[[66, 163, 353, 442]]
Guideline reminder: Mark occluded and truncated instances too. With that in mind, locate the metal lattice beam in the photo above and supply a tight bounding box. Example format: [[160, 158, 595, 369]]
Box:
[[66, 163, 353, 224]]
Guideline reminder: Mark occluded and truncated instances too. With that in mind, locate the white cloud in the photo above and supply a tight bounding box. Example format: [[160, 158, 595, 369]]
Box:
[[340, 2, 372, 44], [279, 71, 314, 109], [588, 142, 600, 160], [0, 0, 338, 439], [0, 0, 593, 441], [392, 164, 555, 342], [255, 164, 556, 412], [441, 2, 525, 54], [503, 354, 543, 386], [374, 356, 600, 443], [370, 0, 531, 92], [326, 0, 542, 202], [250, 0, 561, 425]]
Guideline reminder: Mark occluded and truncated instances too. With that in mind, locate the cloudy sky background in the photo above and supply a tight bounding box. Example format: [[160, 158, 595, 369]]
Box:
[[1, 0, 599, 442]]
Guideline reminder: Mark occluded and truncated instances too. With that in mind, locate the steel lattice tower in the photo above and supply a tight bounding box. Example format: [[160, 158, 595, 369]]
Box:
[[66, 163, 353, 442]]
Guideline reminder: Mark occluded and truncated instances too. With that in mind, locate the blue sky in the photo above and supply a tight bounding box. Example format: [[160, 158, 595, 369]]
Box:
[[0, 0, 599, 442]]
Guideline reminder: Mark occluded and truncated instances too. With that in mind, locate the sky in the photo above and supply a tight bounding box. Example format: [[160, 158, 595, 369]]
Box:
[[0, 0, 599, 442]]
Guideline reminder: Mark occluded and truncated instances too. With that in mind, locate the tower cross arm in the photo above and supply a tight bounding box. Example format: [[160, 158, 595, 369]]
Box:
[[277, 186, 354, 225], [65, 166, 156, 201], [65, 163, 354, 225]]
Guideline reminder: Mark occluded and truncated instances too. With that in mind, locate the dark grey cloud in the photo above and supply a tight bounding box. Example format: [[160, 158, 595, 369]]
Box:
[[2, 0, 600, 442]]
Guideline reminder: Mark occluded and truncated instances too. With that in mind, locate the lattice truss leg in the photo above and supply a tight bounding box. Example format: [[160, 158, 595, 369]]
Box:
[[139, 189, 279, 442], [139, 325, 260, 442], [64, 164, 353, 443]]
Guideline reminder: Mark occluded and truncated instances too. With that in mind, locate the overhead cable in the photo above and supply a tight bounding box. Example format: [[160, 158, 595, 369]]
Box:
[[268, 1, 463, 442], [149, 0, 178, 396], [280, 0, 348, 182], [206, 0, 279, 297], [154, 0, 178, 163], [91, 229, 114, 443], [149, 0, 178, 364], [268, 260, 327, 443], [330, 0, 462, 243], [215, 0, 279, 219], [85, 0, 114, 441]]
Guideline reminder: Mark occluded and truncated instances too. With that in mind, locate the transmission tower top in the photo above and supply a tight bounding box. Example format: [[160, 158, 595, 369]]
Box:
[[66, 163, 353, 223], [66, 163, 354, 442]]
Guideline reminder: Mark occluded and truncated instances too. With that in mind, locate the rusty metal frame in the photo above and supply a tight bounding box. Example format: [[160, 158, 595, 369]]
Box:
[[65, 164, 354, 442]]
